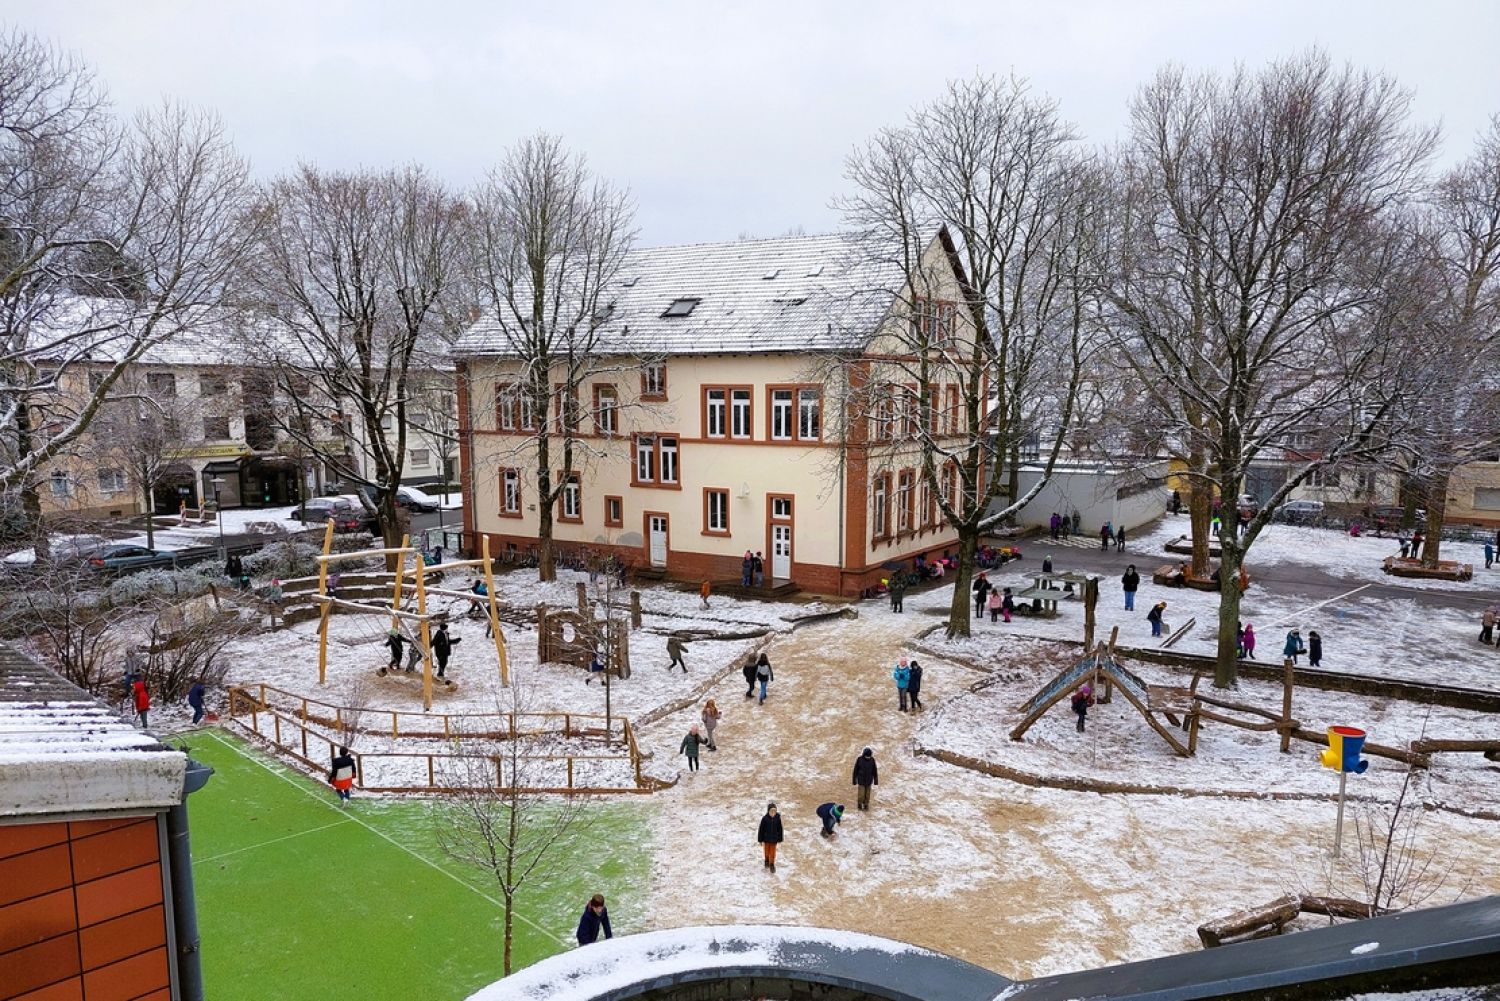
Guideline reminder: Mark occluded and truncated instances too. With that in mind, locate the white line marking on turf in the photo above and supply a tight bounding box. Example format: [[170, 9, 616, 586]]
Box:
[[201, 730, 568, 947], [1262, 583, 1371, 630], [197, 818, 353, 864]]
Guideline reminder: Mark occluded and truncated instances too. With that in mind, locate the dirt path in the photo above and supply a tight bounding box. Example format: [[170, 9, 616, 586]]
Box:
[[635, 603, 1500, 979]]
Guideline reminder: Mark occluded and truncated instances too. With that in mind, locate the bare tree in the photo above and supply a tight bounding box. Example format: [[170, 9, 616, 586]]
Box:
[[248, 164, 467, 562], [433, 682, 596, 975], [0, 30, 256, 552], [838, 75, 1097, 638], [466, 133, 636, 582], [1399, 116, 1500, 567], [1105, 53, 1436, 686]]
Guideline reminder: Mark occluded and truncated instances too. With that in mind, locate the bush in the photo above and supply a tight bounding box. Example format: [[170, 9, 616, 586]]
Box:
[[244, 539, 322, 580], [104, 565, 218, 608]]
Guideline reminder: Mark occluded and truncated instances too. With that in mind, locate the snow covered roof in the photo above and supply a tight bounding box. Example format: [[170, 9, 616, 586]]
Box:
[[465, 925, 1013, 1001], [0, 644, 186, 818], [452, 233, 905, 359]]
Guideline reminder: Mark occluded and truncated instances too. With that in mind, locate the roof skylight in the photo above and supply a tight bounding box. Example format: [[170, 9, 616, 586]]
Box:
[[662, 298, 700, 318]]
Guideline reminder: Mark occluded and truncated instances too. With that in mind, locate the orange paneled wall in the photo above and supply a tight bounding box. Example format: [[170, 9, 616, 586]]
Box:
[[0, 816, 172, 1001]]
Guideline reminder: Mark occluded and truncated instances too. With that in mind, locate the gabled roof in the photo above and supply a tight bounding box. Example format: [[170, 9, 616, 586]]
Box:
[[452, 233, 906, 359]]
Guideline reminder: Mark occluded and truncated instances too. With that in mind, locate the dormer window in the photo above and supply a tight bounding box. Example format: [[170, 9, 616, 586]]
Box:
[[662, 298, 700, 318]]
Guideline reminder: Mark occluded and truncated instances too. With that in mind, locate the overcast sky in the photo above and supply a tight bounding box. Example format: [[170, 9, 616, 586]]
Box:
[[9, 1, 1499, 246]]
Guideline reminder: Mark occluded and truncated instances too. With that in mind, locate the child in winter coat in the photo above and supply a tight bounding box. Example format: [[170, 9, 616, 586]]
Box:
[[1284, 629, 1306, 665], [1308, 630, 1323, 667], [757, 803, 784, 871], [187, 682, 206, 725], [1002, 588, 1014, 622], [755, 654, 773, 704], [679, 725, 704, 771], [132, 679, 151, 728], [700, 580, 712, 610], [1243, 623, 1257, 659], [893, 659, 911, 712], [1147, 602, 1167, 638], [907, 661, 924, 710], [576, 895, 612, 946], [988, 589, 1003, 622], [328, 745, 357, 804], [1070, 685, 1093, 733], [816, 802, 845, 838], [701, 700, 721, 751], [742, 658, 758, 698], [667, 635, 689, 673]]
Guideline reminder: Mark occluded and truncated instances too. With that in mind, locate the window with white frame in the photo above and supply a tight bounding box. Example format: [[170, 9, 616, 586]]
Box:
[[49, 471, 70, 497], [501, 469, 520, 514], [706, 388, 726, 438], [705, 488, 729, 533], [635, 435, 656, 482], [561, 475, 581, 520], [1311, 468, 1342, 488], [897, 470, 913, 533], [642, 362, 667, 399], [97, 468, 125, 494], [380, 414, 393, 431], [496, 385, 517, 430], [771, 389, 793, 440], [660, 436, 678, 483], [798, 388, 821, 441], [410, 449, 431, 467], [731, 389, 751, 438], [147, 372, 177, 398], [920, 476, 934, 527], [595, 385, 618, 435], [873, 474, 888, 537], [520, 391, 536, 430]]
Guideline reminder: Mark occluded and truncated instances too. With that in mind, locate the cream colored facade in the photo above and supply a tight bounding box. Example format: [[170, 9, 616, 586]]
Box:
[[456, 233, 978, 596]]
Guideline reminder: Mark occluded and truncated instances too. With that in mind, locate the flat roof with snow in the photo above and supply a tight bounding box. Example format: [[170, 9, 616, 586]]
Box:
[[0, 645, 186, 819]]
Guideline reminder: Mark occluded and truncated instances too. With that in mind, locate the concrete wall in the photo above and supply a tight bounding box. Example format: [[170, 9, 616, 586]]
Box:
[[1013, 462, 1169, 536]]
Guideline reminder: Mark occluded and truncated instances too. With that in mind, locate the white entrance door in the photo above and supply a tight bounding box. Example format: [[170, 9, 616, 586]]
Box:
[[771, 524, 792, 579], [648, 516, 668, 567]]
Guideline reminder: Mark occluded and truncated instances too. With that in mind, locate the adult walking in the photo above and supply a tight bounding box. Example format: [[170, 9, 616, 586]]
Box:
[[755, 653, 773, 704], [1115, 524, 1126, 552], [1308, 630, 1323, 667], [432, 622, 460, 680], [667, 634, 689, 673], [888, 574, 906, 613], [701, 699, 721, 751], [893, 658, 911, 712], [132, 679, 151, 728], [907, 660, 924, 711], [816, 802, 845, 838], [852, 748, 878, 811], [742, 657, 758, 699], [576, 894, 612, 946], [973, 572, 991, 618], [328, 745, 357, 804], [757, 803, 783, 872], [1100, 522, 1113, 550], [1147, 601, 1166, 639], [1121, 565, 1140, 611], [679, 725, 704, 772]]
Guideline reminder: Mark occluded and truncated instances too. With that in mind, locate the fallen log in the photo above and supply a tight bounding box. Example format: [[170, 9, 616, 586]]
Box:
[[1299, 896, 1384, 921], [1197, 894, 1302, 948]]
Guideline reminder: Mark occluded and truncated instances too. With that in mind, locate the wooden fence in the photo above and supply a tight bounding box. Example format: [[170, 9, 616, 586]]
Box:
[[227, 685, 648, 795]]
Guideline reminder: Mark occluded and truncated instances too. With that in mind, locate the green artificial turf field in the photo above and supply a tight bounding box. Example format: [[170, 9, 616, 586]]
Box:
[[173, 730, 651, 1001]]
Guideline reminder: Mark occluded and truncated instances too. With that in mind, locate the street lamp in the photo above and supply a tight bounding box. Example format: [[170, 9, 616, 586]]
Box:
[[210, 476, 227, 567]]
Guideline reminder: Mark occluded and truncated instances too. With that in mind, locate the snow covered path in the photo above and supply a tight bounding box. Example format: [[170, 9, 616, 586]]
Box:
[[636, 608, 1500, 979]]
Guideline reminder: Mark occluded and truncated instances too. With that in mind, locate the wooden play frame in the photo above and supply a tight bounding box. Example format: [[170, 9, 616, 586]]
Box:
[[311, 522, 511, 710]]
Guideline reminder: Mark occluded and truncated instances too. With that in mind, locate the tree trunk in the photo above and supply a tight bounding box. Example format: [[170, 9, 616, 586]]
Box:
[[502, 889, 514, 975], [1214, 543, 1243, 689], [945, 531, 980, 639], [1189, 478, 1212, 578], [1421, 473, 1449, 568], [379, 493, 404, 572], [142, 481, 156, 550], [537, 487, 556, 583]]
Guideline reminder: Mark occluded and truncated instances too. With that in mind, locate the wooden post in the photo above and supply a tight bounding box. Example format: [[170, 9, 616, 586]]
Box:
[[416, 552, 434, 712], [576, 581, 588, 612], [1082, 576, 1098, 651], [481, 536, 509, 687], [388, 533, 411, 634], [1280, 658, 1294, 754], [316, 520, 335, 685], [630, 590, 642, 629]]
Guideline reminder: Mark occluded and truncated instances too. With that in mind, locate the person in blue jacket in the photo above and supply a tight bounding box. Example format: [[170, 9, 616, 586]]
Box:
[[816, 802, 845, 838], [576, 894, 612, 946], [893, 659, 911, 712]]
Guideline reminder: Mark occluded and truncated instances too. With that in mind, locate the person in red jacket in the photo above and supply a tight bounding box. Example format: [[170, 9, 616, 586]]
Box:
[[132, 679, 151, 728]]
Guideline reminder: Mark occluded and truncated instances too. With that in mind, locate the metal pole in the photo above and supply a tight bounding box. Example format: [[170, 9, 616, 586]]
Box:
[[1333, 770, 1348, 858], [166, 758, 213, 1001]]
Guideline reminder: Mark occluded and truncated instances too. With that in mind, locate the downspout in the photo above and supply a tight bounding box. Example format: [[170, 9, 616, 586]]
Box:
[[167, 758, 214, 1001]]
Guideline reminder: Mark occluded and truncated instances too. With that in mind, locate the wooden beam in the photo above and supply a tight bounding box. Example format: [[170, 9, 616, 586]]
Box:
[[482, 535, 509, 687], [316, 547, 415, 563], [388, 534, 410, 635], [311, 595, 433, 622], [416, 552, 433, 712]]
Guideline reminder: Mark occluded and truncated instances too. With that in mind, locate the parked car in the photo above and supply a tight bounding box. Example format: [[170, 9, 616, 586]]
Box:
[[82, 544, 178, 574], [395, 485, 441, 513], [1236, 494, 1260, 517], [288, 496, 377, 534], [1275, 499, 1325, 525]]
